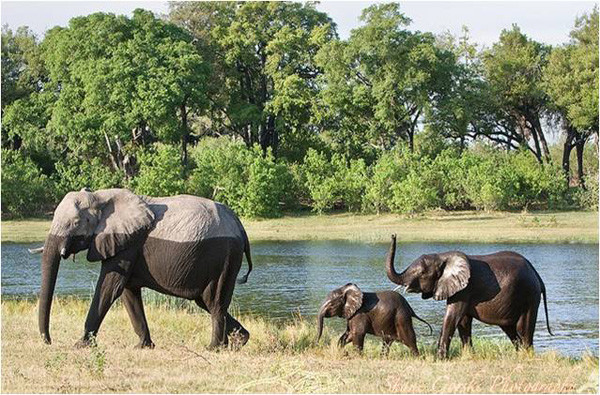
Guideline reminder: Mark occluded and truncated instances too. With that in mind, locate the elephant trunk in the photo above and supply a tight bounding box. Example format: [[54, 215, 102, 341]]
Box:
[[39, 235, 63, 345], [316, 302, 328, 342], [385, 234, 406, 285]]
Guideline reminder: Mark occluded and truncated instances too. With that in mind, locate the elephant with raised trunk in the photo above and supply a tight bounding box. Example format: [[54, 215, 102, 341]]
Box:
[[38, 188, 252, 349], [385, 235, 552, 358]]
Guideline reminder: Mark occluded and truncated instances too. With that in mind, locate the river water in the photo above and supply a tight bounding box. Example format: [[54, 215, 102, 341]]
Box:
[[2, 241, 598, 356]]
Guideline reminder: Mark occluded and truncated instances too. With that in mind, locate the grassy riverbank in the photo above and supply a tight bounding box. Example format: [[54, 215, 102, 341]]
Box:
[[2, 210, 597, 244], [2, 298, 597, 393]]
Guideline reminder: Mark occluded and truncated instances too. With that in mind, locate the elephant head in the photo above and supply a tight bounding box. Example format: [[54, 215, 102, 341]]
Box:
[[316, 283, 363, 341], [39, 188, 154, 344], [385, 234, 470, 301]]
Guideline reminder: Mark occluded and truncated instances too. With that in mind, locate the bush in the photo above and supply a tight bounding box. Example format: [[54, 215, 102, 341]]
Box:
[[188, 138, 294, 218], [301, 149, 368, 213], [240, 146, 291, 218], [54, 157, 123, 196], [363, 148, 410, 213], [390, 171, 439, 214], [1, 149, 53, 216], [573, 176, 599, 210], [462, 149, 568, 211], [131, 143, 186, 197]]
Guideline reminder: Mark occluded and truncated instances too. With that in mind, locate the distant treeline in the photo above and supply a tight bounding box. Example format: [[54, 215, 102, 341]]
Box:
[[1, 3, 598, 217]]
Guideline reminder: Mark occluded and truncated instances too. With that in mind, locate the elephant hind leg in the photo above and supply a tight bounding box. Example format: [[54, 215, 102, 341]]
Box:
[[396, 316, 419, 356], [500, 324, 521, 350], [517, 309, 538, 349], [122, 287, 154, 349]]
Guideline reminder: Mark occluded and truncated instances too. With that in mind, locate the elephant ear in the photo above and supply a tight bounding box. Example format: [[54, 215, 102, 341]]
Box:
[[87, 189, 155, 262], [343, 283, 363, 318], [434, 252, 471, 300]]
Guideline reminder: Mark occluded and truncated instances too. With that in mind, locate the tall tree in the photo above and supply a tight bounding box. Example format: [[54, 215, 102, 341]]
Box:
[[4, 9, 209, 176], [482, 25, 552, 164], [169, 1, 336, 158], [315, 3, 454, 156], [1, 25, 47, 150], [544, 6, 598, 187]]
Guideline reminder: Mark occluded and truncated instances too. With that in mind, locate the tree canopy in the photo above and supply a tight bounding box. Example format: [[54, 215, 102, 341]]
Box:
[[1, 3, 598, 217]]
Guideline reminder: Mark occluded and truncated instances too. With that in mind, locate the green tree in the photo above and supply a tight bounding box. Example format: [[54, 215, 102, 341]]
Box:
[[544, 6, 598, 187], [131, 143, 186, 197], [316, 3, 455, 156], [1, 25, 47, 152], [1, 149, 52, 216], [169, 2, 335, 158], [3, 9, 210, 186], [482, 25, 552, 164]]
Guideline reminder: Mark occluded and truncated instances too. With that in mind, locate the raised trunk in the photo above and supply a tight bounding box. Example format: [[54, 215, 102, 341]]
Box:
[[38, 235, 63, 344], [316, 303, 327, 341], [385, 235, 405, 284]]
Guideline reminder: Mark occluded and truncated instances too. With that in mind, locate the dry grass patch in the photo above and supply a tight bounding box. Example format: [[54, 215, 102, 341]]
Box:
[[2, 298, 597, 393]]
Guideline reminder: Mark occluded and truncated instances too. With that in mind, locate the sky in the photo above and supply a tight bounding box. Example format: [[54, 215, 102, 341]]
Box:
[[1, 1, 597, 48]]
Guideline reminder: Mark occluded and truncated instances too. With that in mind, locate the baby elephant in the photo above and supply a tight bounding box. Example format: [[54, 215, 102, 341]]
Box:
[[316, 283, 432, 355]]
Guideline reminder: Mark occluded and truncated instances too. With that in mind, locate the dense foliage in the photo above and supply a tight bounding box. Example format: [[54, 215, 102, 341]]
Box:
[[1, 3, 598, 217]]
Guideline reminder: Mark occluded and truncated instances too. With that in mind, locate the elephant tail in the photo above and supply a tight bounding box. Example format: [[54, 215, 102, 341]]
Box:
[[540, 279, 553, 336], [527, 259, 554, 336], [237, 231, 253, 284], [412, 313, 433, 336]]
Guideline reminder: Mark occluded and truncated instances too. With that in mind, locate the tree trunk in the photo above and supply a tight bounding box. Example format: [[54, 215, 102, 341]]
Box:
[[180, 102, 189, 167], [562, 129, 574, 187], [575, 136, 586, 190], [532, 115, 551, 163]]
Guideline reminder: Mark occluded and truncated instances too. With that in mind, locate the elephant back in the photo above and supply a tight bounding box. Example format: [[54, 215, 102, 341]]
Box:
[[143, 195, 244, 243]]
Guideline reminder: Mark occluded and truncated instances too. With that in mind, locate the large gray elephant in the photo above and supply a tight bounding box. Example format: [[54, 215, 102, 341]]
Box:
[[384, 235, 552, 358], [38, 188, 252, 349]]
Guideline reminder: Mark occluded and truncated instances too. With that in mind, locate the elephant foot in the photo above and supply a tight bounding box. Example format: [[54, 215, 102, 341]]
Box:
[[229, 329, 250, 350], [206, 341, 228, 352], [74, 337, 96, 348], [134, 340, 155, 349]]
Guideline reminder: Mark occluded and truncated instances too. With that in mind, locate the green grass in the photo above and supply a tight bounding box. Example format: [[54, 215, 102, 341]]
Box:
[[2, 298, 597, 393], [3, 210, 597, 244]]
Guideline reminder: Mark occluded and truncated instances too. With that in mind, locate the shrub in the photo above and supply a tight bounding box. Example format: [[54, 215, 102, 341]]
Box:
[[131, 143, 186, 197], [54, 157, 123, 196], [301, 149, 368, 213], [390, 171, 439, 214], [363, 150, 406, 213], [302, 149, 339, 213], [188, 137, 294, 218], [240, 146, 291, 218], [572, 176, 599, 210], [1, 149, 53, 216]]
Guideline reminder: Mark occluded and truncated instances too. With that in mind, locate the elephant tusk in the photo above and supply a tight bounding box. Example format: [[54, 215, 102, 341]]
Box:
[[392, 285, 404, 294], [28, 246, 44, 254]]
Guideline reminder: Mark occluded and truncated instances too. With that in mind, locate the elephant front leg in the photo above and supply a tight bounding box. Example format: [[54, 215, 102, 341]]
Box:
[[438, 302, 467, 359], [76, 254, 134, 348], [122, 287, 154, 349]]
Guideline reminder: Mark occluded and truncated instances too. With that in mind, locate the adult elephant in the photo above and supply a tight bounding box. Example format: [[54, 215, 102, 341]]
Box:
[[384, 235, 552, 358], [38, 188, 252, 349]]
